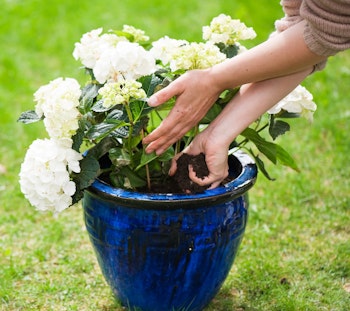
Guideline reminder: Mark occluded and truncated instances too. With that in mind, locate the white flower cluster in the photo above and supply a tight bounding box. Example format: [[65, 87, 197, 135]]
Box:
[[150, 36, 189, 65], [73, 29, 157, 84], [93, 41, 157, 84], [169, 42, 227, 71], [98, 79, 147, 108], [151, 40, 226, 71], [122, 24, 149, 42], [202, 13, 256, 45], [19, 139, 82, 214], [20, 77, 83, 213], [34, 77, 81, 140], [150, 16, 256, 72], [268, 85, 317, 122], [72, 28, 126, 69]]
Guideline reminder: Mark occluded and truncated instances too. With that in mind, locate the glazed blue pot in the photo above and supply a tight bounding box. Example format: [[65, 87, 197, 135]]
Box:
[[83, 151, 257, 311]]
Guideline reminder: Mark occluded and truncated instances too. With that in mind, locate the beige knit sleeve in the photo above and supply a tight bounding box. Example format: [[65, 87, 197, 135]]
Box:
[[273, 0, 327, 71], [274, 0, 303, 33], [301, 0, 350, 56]]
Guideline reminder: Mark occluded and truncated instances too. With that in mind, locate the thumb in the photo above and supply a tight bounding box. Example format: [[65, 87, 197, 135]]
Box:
[[168, 153, 182, 176], [188, 166, 223, 189]]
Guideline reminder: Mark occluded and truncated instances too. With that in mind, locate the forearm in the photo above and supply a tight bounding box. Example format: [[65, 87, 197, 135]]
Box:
[[209, 21, 327, 91], [207, 69, 311, 147]]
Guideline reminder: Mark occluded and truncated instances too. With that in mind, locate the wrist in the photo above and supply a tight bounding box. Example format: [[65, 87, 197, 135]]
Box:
[[205, 121, 236, 150], [206, 62, 237, 94]]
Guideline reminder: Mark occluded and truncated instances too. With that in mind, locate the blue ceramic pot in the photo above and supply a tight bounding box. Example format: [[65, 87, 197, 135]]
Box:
[[83, 151, 257, 311]]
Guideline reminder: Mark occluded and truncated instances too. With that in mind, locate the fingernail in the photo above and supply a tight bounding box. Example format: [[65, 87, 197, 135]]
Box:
[[144, 145, 152, 153], [147, 96, 157, 106]]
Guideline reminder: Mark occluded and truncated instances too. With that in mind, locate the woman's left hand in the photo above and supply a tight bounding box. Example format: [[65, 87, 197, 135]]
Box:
[[169, 131, 230, 189]]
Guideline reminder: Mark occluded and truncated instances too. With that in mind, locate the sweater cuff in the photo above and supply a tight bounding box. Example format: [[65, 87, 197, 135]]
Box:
[[303, 23, 338, 57]]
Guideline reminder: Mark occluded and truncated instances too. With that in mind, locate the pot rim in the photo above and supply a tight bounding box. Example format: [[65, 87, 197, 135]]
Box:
[[85, 150, 257, 209]]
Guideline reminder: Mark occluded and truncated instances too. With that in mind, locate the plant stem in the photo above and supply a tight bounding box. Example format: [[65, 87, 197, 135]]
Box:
[[141, 129, 151, 191]]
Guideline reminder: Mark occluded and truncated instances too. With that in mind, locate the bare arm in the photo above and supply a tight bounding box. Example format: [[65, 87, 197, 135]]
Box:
[[209, 21, 325, 89], [143, 21, 326, 154]]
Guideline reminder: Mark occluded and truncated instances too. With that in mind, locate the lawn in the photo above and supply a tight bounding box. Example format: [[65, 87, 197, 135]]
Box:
[[0, 0, 349, 310]]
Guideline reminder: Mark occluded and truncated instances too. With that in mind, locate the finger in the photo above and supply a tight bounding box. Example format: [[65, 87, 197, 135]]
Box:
[[147, 81, 182, 107], [188, 166, 217, 187], [168, 153, 181, 176], [144, 118, 192, 154], [207, 181, 222, 189], [143, 120, 185, 145], [144, 128, 185, 155], [188, 164, 227, 189]]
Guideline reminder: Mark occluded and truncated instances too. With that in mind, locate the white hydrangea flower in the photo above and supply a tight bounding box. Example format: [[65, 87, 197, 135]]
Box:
[[203, 14, 256, 45], [98, 79, 147, 108], [122, 25, 149, 42], [19, 139, 83, 214], [150, 36, 189, 65], [73, 28, 127, 69], [268, 85, 317, 122], [93, 41, 157, 84], [34, 77, 81, 140], [169, 42, 226, 72]]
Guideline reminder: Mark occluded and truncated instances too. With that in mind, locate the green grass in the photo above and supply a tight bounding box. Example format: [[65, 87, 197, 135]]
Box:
[[1, 0, 349, 310]]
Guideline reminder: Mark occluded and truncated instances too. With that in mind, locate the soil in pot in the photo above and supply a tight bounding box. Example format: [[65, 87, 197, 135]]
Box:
[[172, 152, 210, 193], [137, 152, 211, 194], [99, 152, 234, 194]]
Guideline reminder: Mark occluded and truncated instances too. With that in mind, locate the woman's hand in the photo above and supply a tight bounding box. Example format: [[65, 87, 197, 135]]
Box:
[[168, 68, 313, 189], [169, 130, 230, 189], [143, 69, 222, 155]]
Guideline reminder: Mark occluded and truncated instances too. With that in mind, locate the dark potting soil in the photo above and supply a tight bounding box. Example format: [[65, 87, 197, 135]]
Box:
[[136, 153, 211, 194], [99, 153, 223, 194], [172, 153, 210, 194]]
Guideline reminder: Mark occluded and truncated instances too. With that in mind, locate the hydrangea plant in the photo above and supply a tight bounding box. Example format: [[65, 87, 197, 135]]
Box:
[[18, 14, 316, 214]]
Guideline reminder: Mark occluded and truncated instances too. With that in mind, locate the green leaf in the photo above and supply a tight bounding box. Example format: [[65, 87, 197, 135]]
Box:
[[139, 74, 163, 97], [88, 137, 118, 159], [251, 152, 276, 181], [269, 119, 290, 140], [109, 166, 146, 189], [80, 83, 100, 111], [91, 99, 110, 112], [71, 119, 85, 152], [106, 108, 127, 122], [217, 88, 239, 105], [111, 126, 129, 139], [241, 128, 299, 172], [111, 30, 134, 41], [78, 155, 100, 189], [109, 147, 131, 167], [122, 166, 147, 188], [241, 127, 277, 164], [136, 150, 159, 171], [85, 123, 118, 140], [129, 100, 146, 118], [275, 144, 300, 172], [157, 147, 175, 162], [71, 154, 100, 204], [201, 104, 223, 124], [216, 43, 239, 58], [17, 110, 42, 124], [274, 110, 301, 119], [135, 147, 174, 171]]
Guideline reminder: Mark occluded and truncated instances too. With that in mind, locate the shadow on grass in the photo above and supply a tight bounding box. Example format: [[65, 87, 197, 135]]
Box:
[[102, 288, 261, 311]]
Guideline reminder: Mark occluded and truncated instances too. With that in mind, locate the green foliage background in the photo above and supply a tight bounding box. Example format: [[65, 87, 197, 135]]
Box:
[[0, 0, 349, 310]]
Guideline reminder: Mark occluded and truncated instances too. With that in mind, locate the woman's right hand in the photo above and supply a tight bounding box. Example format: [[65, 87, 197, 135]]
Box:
[[143, 69, 223, 155]]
